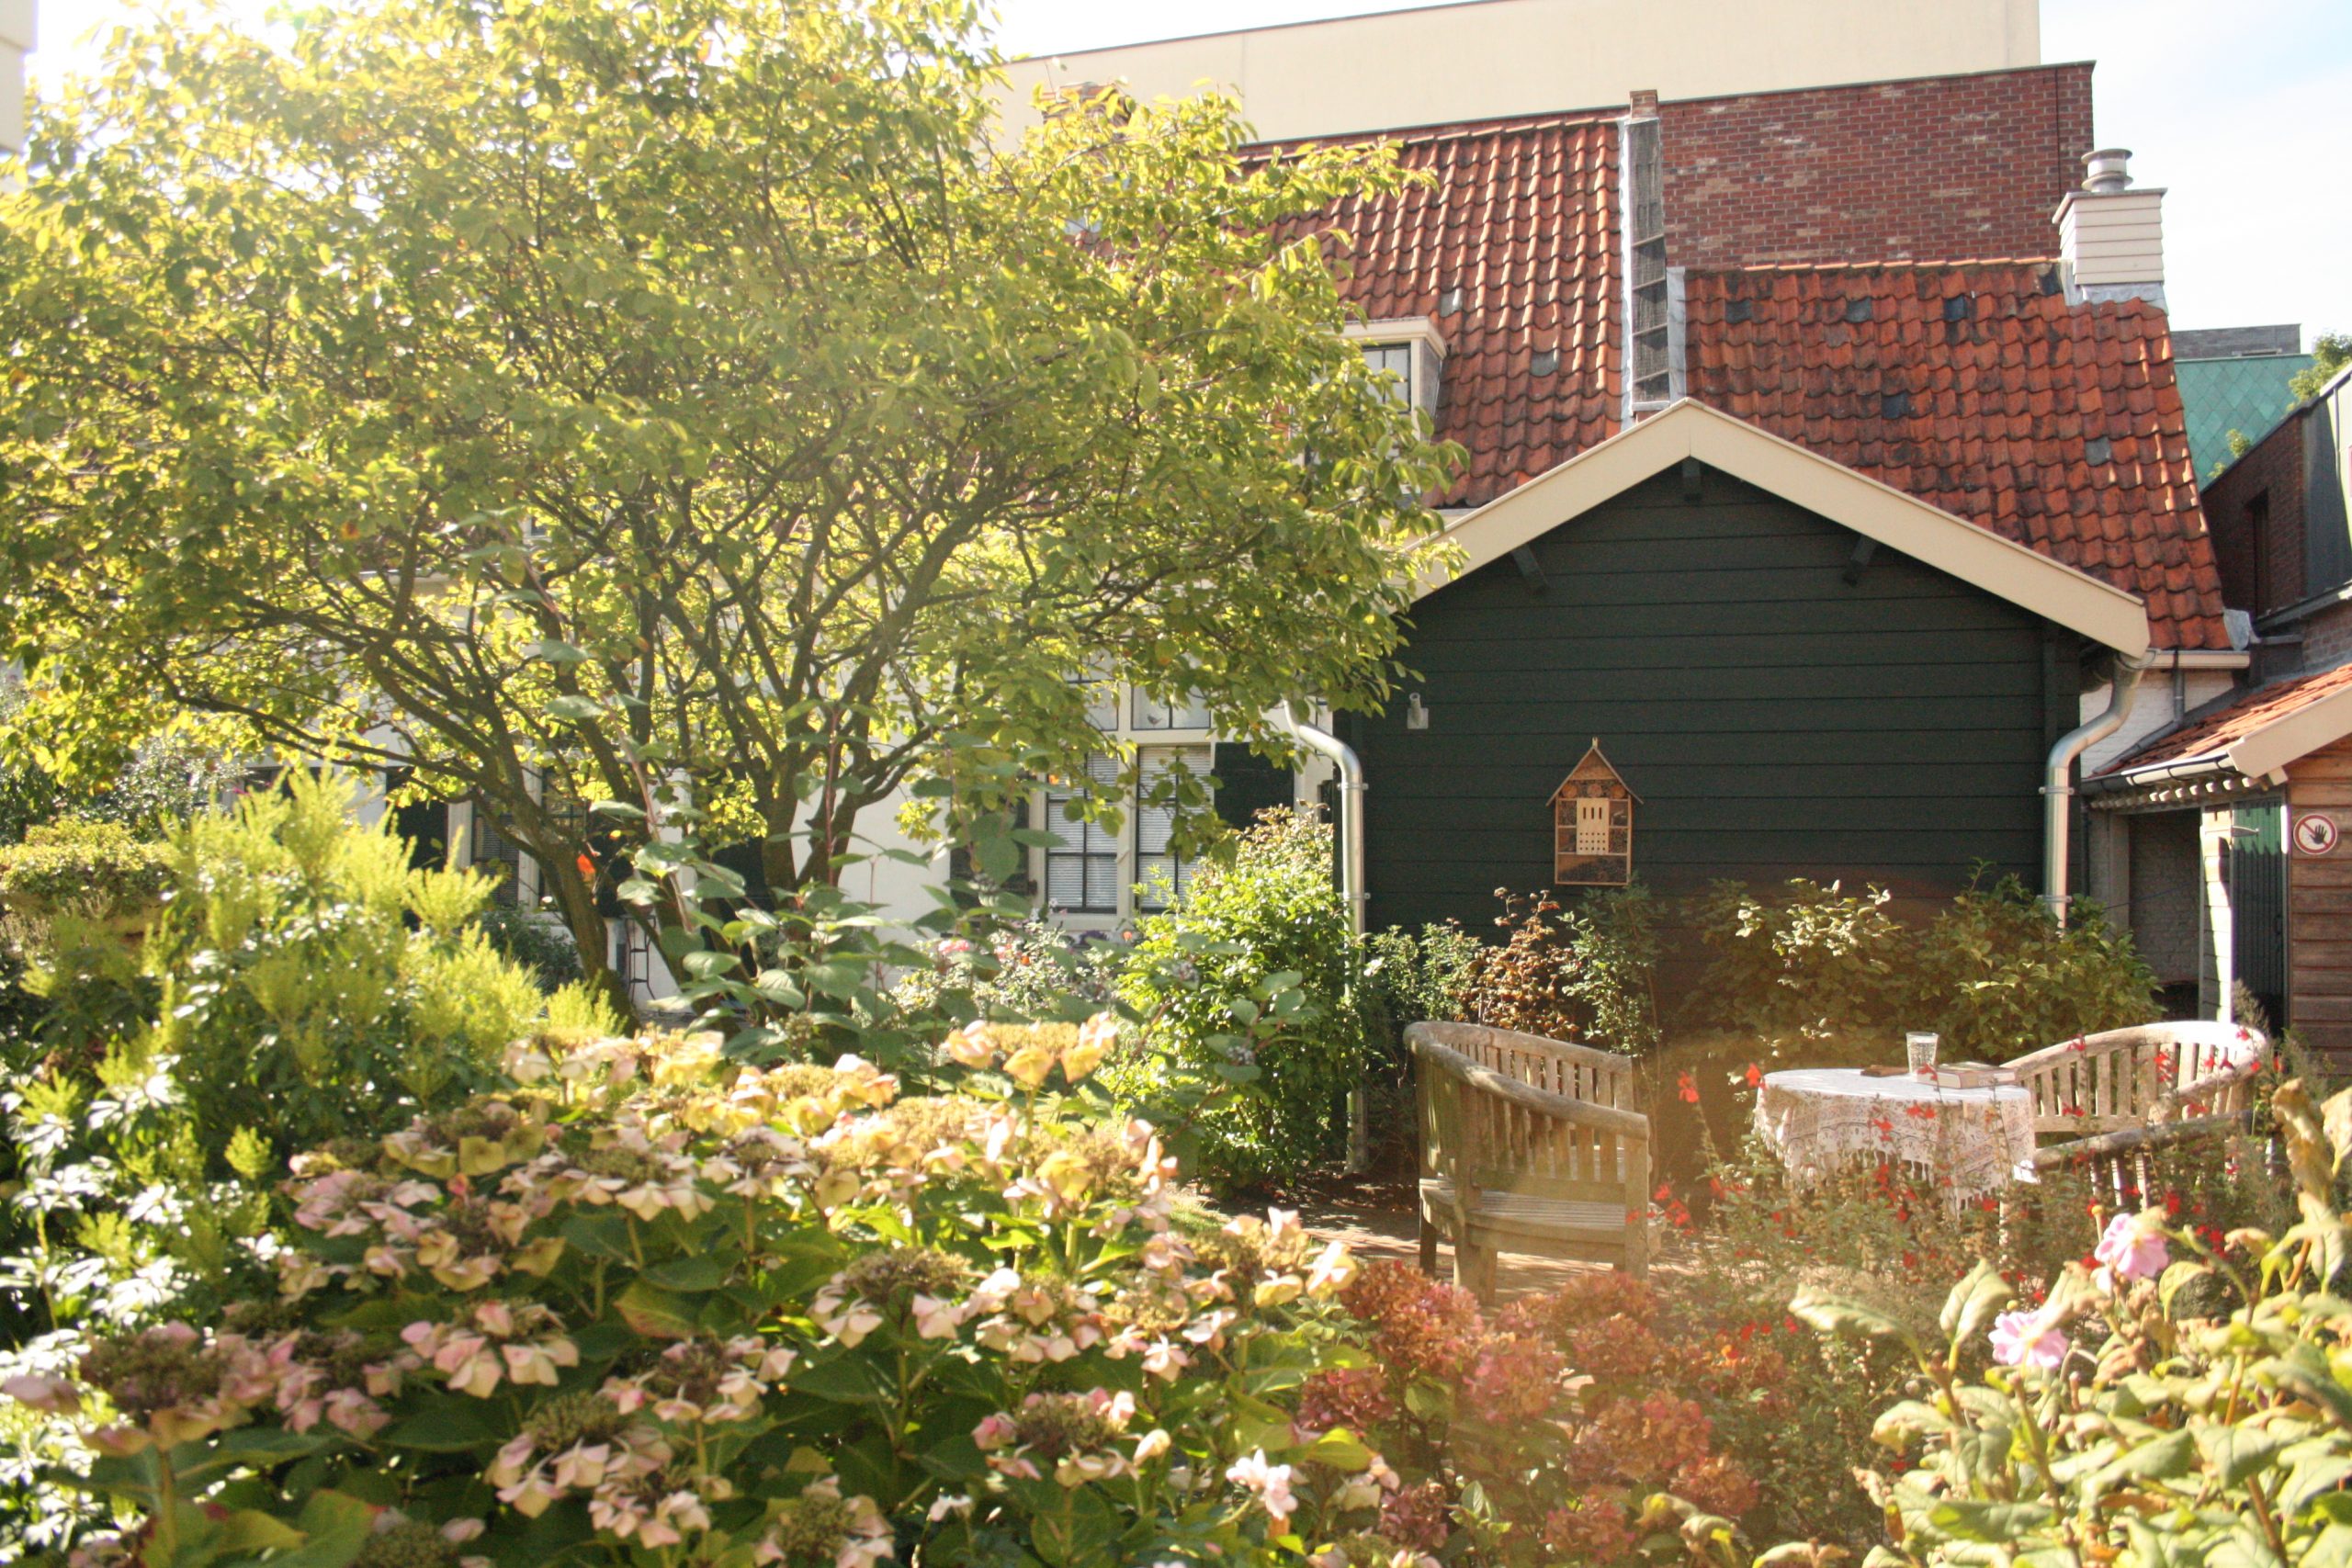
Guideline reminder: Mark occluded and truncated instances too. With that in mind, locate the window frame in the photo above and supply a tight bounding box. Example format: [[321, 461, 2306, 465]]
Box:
[[1042, 753, 1125, 916]]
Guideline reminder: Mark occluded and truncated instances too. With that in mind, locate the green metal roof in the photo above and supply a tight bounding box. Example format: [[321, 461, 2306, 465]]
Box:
[[2177, 352, 2313, 484]]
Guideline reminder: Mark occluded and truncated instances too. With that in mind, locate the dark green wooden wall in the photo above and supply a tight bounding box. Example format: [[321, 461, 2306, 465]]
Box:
[[1358, 463, 2083, 933]]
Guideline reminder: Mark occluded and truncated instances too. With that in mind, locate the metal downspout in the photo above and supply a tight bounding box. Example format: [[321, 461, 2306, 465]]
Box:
[[1270, 701, 1370, 1170], [1270, 702, 1367, 941], [2041, 650, 2155, 926]]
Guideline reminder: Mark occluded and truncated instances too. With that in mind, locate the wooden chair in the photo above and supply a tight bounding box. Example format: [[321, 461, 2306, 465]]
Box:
[[1408, 1021, 1651, 1298], [2007, 1021, 2267, 1201]]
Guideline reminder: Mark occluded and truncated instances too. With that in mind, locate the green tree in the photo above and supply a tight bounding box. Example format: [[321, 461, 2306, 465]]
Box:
[[0, 0, 1453, 1003], [2289, 330, 2351, 402]]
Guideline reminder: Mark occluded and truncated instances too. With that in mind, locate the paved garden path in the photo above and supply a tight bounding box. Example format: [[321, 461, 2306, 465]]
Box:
[[1283, 1175, 1603, 1298]]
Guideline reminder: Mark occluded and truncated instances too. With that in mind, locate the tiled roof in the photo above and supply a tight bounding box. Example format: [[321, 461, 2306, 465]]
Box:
[[1684, 262, 2230, 649], [1263, 113, 1622, 507], [2175, 352, 2312, 481], [1260, 115, 2227, 648], [2103, 661, 2352, 775]]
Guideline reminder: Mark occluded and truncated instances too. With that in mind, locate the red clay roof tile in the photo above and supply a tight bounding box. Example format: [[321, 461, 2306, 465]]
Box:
[[1261, 113, 1623, 509], [2102, 661, 2352, 774], [1683, 261, 2228, 649]]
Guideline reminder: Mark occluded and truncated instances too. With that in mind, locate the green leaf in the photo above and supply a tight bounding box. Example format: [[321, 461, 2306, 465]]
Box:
[[545, 694, 605, 721], [643, 1254, 733, 1292], [526, 639, 590, 663], [615, 1280, 701, 1340], [1790, 1291, 1919, 1351], [2196, 1424, 2296, 1487], [1925, 1499, 2056, 1542], [1939, 1260, 2012, 1351], [383, 1404, 504, 1453]]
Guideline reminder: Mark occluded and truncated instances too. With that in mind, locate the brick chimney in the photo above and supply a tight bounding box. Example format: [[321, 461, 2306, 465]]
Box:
[[2053, 148, 2166, 308]]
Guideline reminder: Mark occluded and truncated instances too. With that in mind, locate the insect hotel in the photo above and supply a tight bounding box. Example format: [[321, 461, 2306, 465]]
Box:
[[1550, 740, 1637, 886]]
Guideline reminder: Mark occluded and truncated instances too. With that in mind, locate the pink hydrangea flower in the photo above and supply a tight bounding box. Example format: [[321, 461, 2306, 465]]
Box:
[[2094, 1212, 2169, 1283], [1989, 1309, 2070, 1370], [1226, 1450, 1297, 1522]]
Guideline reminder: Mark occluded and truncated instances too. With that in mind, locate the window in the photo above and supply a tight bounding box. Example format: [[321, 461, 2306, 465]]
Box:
[[1136, 746, 1211, 911], [1045, 754, 1123, 913], [1361, 342, 1415, 404], [469, 805, 525, 908], [1071, 673, 1118, 730], [1131, 688, 1210, 731]]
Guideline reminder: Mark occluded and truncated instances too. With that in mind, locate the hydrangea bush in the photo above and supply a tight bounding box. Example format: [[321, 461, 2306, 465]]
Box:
[[1785, 1077, 2352, 1566], [1312, 1263, 1764, 1566], [7, 1023, 1413, 1568]]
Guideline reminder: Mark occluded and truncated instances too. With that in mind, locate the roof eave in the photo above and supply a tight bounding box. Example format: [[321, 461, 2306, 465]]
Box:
[[1417, 400, 2152, 655]]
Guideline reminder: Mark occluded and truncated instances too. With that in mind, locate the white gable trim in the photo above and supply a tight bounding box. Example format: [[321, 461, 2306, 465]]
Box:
[[2230, 682, 2352, 781], [1416, 400, 2152, 656]]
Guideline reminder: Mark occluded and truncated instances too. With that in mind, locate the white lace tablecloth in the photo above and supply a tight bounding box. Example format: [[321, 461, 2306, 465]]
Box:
[[1752, 1068, 2037, 1199]]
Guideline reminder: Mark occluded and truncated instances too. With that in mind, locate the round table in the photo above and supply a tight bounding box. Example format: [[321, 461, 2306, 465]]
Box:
[[1752, 1068, 2037, 1199]]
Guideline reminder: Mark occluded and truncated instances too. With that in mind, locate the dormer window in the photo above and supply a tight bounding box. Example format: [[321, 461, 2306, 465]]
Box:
[[1344, 317, 1445, 426]]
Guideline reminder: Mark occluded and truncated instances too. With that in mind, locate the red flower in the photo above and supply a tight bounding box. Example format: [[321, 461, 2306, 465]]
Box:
[[575, 852, 597, 881], [1677, 1072, 1702, 1105], [1742, 1063, 1763, 1089]]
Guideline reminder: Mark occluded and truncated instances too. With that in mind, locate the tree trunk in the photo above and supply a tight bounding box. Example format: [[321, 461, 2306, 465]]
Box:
[[538, 852, 634, 1024]]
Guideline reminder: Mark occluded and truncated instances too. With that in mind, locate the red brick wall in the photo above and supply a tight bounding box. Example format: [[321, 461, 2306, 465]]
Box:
[[1657, 64, 2095, 268], [2203, 412, 2308, 617]]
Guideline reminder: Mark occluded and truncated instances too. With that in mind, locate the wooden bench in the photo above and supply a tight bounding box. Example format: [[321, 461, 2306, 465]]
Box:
[[2007, 1021, 2267, 1200], [1408, 1021, 1651, 1297]]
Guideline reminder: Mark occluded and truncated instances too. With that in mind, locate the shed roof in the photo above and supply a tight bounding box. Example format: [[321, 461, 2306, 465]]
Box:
[[2099, 661, 2352, 784]]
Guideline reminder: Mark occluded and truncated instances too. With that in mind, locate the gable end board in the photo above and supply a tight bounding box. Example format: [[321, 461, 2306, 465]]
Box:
[[1418, 400, 2151, 656]]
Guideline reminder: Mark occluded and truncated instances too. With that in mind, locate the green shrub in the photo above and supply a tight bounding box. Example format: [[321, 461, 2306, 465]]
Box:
[[1364, 920, 1481, 1035], [6, 1029, 1385, 1568], [0, 686, 242, 843], [142, 772, 556, 1167], [892, 919, 1127, 1022], [0, 773, 611, 1336], [472, 906, 587, 994], [0, 819, 175, 918], [1690, 878, 1913, 1041], [1462, 886, 1662, 1053], [1781, 1076, 2352, 1566], [1114, 809, 1372, 1190], [1906, 873, 2159, 1061]]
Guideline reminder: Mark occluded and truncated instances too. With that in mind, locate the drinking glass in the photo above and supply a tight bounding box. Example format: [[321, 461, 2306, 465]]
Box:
[[1905, 1031, 1940, 1079]]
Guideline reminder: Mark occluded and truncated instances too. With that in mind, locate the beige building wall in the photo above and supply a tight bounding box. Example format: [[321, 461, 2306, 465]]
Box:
[[994, 0, 2041, 143], [0, 0, 30, 157]]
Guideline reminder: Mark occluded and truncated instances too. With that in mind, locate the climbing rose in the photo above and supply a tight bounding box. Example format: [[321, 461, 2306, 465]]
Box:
[[1989, 1309, 2069, 1370], [2093, 1211, 2169, 1283]]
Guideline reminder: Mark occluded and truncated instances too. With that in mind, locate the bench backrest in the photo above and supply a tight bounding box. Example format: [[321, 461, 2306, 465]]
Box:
[[1409, 1025, 1648, 1209], [1408, 1020, 1636, 1109], [2008, 1021, 2267, 1138]]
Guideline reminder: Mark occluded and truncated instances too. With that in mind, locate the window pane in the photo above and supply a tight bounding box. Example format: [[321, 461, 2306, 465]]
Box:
[[1132, 690, 1211, 731], [1136, 746, 1211, 911], [1362, 343, 1413, 404], [1045, 753, 1123, 912]]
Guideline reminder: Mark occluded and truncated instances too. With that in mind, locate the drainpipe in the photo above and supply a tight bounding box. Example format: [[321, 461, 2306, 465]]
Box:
[[1270, 701, 1367, 940], [2041, 650, 2155, 926], [1270, 701, 1369, 1170]]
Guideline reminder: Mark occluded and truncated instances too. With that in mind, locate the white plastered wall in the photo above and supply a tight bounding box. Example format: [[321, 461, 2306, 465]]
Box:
[[0, 0, 28, 159], [992, 0, 2040, 145]]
